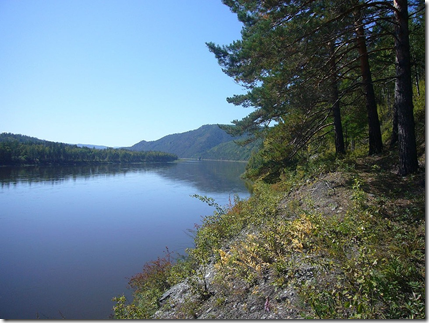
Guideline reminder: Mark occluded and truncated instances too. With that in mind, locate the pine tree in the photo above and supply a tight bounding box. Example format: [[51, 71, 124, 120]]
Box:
[[208, 0, 422, 177], [393, 0, 418, 175]]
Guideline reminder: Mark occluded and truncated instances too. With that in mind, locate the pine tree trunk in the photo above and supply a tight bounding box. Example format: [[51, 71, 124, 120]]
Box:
[[354, 9, 383, 155], [329, 42, 345, 155], [394, 0, 418, 175], [332, 90, 345, 155], [390, 97, 398, 149]]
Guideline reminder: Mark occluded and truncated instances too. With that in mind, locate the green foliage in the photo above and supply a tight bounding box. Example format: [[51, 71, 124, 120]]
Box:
[[351, 177, 367, 208], [0, 133, 177, 165], [209, 0, 425, 178], [112, 247, 194, 319], [193, 184, 282, 257], [188, 194, 246, 267], [299, 209, 425, 319], [413, 80, 425, 147], [111, 295, 145, 319], [294, 172, 425, 319]]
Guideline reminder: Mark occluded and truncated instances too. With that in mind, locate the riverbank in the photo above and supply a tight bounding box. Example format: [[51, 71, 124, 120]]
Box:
[[112, 151, 425, 319]]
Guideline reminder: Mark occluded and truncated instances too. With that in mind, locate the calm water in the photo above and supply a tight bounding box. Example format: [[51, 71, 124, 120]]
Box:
[[0, 160, 250, 319]]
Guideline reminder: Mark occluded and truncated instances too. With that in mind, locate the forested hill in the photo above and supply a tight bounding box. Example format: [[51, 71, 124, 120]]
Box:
[[128, 124, 259, 160], [0, 133, 178, 165]]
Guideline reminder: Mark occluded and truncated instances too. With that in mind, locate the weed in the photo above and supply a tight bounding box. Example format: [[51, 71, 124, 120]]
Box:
[[111, 247, 188, 319]]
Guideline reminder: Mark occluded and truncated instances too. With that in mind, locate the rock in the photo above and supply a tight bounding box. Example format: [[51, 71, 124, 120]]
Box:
[[159, 282, 190, 305]]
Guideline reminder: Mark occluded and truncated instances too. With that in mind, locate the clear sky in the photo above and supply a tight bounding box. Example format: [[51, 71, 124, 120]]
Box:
[[0, 0, 249, 147]]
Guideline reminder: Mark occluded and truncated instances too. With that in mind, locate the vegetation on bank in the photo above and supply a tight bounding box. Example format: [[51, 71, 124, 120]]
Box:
[[0, 133, 178, 165], [112, 146, 425, 319]]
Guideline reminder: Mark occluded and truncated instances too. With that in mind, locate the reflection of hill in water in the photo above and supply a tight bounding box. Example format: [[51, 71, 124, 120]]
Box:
[[0, 164, 174, 186], [153, 160, 249, 194], [0, 161, 250, 195]]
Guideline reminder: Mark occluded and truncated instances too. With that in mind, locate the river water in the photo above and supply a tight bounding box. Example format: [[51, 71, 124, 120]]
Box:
[[0, 160, 250, 319]]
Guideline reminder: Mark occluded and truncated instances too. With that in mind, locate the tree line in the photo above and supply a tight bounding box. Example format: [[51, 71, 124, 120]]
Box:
[[208, 0, 424, 178], [0, 133, 178, 165]]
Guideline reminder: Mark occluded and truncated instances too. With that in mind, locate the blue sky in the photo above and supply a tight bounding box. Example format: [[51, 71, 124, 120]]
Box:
[[0, 0, 249, 147]]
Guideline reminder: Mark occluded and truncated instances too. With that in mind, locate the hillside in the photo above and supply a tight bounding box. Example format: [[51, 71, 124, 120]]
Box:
[[0, 133, 48, 145], [128, 124, 258, 161], [0, 133, 178, 165], [112, 151, 425, 319]]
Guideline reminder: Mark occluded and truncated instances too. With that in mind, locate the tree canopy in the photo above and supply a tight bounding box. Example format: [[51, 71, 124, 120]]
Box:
[[208, 0, 424, 179]]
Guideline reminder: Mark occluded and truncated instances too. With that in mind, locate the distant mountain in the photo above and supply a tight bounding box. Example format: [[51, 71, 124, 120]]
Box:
[[0, 132, 48, 145], [77, 144, 110, 150], [0, 134, 110, 150], [0, 133, 178, 165], [128, 124, 260, 161]]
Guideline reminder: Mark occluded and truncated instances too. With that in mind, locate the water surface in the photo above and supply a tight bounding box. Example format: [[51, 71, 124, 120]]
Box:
[[0, 160, 250, 319]]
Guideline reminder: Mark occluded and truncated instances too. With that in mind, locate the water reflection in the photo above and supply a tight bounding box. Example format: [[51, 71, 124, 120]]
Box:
[[0, 160, 250, 194], [0, 163, 174, 186], [155, 160, 249, 193]]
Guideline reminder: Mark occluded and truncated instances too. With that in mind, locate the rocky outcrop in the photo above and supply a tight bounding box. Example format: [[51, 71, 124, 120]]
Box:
[[151, 172, 358, 319]]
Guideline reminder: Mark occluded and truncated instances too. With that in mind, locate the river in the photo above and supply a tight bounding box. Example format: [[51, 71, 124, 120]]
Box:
[[0, 160, 250, 319]]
